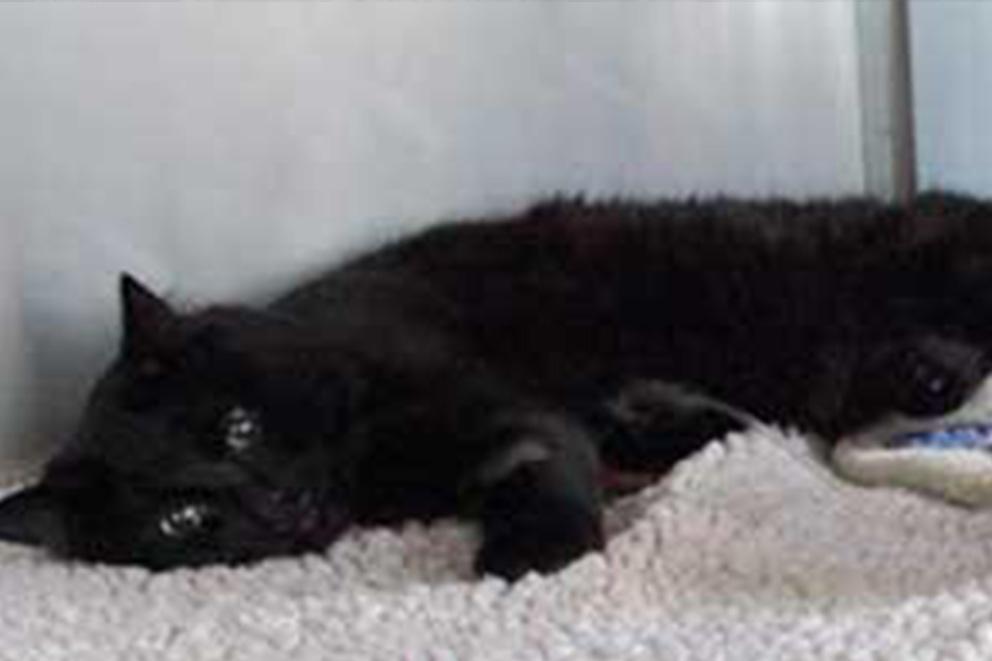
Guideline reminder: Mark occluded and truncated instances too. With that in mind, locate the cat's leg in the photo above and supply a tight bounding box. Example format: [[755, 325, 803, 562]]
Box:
[[462, 412, 605, 580], [859, 334, 990, 419], [593, 379, 756, 473]]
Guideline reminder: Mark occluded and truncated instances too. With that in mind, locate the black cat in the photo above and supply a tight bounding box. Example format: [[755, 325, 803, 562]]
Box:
[[1, 193, 991, 579]]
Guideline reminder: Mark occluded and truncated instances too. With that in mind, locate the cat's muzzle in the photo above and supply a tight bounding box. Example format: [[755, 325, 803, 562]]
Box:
[[245, 488, 350, 551]]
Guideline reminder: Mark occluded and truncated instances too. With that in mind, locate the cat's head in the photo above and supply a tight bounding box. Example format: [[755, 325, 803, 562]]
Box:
[[0, 275, 365, 569]]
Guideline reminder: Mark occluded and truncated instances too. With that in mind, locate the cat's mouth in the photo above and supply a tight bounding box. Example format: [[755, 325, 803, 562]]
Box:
[[246, 488, 351, 550]]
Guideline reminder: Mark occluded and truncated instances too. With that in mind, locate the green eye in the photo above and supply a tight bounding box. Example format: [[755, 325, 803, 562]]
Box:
[[158, 502, 216, 539], [222, 406, 263, 453]]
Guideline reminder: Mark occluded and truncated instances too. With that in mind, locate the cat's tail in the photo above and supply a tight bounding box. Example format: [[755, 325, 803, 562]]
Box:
[[590, 380, 760, 477]]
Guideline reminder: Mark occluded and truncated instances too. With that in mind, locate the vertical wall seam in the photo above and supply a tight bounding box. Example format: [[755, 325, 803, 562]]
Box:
[[856, 0, 918, 202]]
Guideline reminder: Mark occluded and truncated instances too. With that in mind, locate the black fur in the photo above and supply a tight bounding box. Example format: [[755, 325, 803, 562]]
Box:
[[2, 192, 992, 578]]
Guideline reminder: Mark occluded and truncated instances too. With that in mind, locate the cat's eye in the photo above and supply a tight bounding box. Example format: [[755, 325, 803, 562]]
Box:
[[158, 502, 217, 539], [221, 406, 263, 452]]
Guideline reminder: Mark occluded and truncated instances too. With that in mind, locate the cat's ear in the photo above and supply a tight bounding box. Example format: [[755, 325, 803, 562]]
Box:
[[0, 486, 67, 550], [120, 273, 180, 360]]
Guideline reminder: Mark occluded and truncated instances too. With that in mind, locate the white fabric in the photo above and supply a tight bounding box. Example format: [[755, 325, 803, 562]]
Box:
[[4, 424, 992, 660]]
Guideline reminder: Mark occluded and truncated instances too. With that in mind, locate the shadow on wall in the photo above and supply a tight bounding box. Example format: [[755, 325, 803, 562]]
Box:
[[0, 217, 37, 468], [0, 1, 866, 463]]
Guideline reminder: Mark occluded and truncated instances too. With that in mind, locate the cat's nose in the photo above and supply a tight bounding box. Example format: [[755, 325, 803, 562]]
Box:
[[244, 488, 319, 532]]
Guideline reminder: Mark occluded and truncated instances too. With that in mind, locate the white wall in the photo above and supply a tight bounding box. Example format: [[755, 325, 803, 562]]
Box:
[[911, 0, 992, 194], [0, 1, 864, 463]]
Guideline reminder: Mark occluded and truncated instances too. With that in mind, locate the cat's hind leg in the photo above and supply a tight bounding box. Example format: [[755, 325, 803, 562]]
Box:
[[860, 334, 990, 419]]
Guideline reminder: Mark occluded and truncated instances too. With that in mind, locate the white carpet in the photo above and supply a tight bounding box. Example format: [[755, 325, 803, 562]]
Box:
[[4, 426, 992, 661]]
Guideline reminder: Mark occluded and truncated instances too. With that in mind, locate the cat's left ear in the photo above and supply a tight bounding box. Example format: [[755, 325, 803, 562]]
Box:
[[119, 273, 180, 361], [0, 485, 67, 550]]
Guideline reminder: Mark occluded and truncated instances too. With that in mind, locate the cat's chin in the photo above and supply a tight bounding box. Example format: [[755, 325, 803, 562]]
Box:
[[289, 508, 351, 553]]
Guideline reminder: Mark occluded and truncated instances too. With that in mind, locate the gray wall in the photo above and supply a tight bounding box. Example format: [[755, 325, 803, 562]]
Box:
[[912, 0, 992, 194], [0, 220, 33, 467], [0, 1, 865, 464]]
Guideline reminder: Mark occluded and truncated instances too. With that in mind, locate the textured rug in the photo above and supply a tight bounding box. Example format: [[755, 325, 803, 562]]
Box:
[[3, 424, 992, 661]]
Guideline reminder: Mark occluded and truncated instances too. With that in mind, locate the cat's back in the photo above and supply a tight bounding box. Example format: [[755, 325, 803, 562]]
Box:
[[270, 192, 992, 410], [281, 192, 990, 337], [382, 195, 900, 277]]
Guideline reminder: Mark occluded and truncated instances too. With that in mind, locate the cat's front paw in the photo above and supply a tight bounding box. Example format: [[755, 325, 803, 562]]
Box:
[[474, 513, 604, 580], [472, 453, 604, 580]]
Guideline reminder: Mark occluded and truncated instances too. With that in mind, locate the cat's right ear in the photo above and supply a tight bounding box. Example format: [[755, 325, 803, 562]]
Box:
[[0, 485, 67, 550], [119, 273, 180, 361]]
